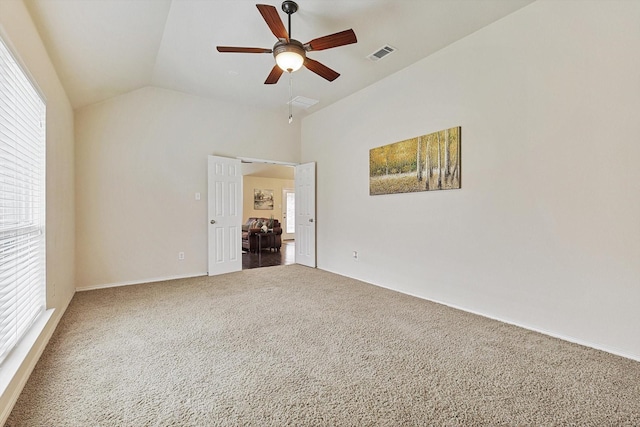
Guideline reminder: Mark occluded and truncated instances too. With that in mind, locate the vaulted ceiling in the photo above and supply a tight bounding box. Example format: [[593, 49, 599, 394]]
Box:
[[25, 0, 535, 115]]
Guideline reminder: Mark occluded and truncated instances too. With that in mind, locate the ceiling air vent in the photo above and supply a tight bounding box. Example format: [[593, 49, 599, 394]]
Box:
[[367, 45, 396, 62], [288, 96, 319, 109]]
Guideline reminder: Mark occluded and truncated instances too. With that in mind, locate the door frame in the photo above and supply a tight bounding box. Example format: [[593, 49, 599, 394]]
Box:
[[235, 157, 315, 267]]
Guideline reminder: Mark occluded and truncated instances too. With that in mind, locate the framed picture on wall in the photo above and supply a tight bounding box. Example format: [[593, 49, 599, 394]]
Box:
[[369, 126, 461, 195], [254, 189, 274, 210]]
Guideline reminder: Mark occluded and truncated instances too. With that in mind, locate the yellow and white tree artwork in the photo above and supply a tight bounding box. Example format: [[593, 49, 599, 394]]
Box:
[[369, 126, 461, 195]]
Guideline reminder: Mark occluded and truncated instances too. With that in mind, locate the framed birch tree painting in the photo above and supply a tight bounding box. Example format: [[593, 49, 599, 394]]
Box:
[[369, 126, 461, 195]]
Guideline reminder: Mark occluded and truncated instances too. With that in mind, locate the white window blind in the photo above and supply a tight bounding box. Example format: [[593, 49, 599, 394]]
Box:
[[0, 36, 46, 366]]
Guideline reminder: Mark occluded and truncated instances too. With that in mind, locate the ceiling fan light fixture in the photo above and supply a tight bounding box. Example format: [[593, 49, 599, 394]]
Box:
[[274, 41, 305, 72], [217, 3, 357, 85]]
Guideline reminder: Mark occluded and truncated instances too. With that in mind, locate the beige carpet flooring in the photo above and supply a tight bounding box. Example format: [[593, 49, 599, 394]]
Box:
[[7, 265, 640, 426]]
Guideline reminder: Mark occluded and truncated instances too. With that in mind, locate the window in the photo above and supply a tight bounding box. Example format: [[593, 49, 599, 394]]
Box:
[[0, 35, 46, 365], [285, 191, 295, 234]]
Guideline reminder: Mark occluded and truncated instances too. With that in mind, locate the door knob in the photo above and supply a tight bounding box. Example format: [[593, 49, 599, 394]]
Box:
[[309, 218, 314, 223], [210, 219, 216, 224]]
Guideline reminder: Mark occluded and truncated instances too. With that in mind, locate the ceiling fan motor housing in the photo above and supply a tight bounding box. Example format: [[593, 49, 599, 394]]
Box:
[[273, 39, 306, 72]]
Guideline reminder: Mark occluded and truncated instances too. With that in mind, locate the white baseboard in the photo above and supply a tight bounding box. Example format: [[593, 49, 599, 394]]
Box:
[[425, 296, 640, 363], [320, 267, 640, 363], [76, 272, 208, 292]]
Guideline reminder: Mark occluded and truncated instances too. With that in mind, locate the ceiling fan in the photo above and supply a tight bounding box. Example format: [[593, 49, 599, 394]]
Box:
[[216, 1, 357, 85]]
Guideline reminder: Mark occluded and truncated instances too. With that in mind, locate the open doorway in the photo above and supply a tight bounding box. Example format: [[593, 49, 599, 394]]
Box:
[[240, 160, 295, 270]]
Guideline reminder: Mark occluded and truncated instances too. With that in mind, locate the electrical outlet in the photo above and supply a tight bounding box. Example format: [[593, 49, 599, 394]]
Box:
[[195, 192, 201, 200], [178, 252, 185, 260], [353, 251, 358, 260], [52, 282, 56, 297]]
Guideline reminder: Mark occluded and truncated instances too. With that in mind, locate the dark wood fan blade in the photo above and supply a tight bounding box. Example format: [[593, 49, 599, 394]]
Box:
[[256, 4, 289, 42], [265, 64, 284, 84], [305, 29, 357, 52], [304, 58, 340, 82], [216, 46, 272, 54]]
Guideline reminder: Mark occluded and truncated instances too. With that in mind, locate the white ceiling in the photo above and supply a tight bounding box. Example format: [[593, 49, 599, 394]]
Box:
[[25, 0, 535, 115]]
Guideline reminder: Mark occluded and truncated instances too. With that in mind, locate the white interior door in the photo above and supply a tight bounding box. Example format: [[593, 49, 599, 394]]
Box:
[[295, 162, 316, 267], [281, 188, 295, 240], [208, 155, 242, 276]]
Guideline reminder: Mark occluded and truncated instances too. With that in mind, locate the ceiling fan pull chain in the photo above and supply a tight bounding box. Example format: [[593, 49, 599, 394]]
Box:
[[288, 72, 294, 124]]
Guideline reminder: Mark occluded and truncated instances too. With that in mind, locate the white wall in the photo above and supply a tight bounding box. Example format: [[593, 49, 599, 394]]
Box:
[[75, 87, 300, 289], [0, 0, 75, 420], [302, 0, 640, 360]]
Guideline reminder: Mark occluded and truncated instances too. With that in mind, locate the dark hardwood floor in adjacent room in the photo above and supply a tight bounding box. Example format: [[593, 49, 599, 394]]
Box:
[[243, 240, 295, 270]]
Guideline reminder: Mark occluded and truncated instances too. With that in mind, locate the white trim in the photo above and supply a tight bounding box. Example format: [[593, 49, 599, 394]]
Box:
[[321, 267, 640, 363], [0, 26, 47, 103], [0, 293, 71, 426], [76, 272, 208, 292], [237, 156, 298, 166], [0, 312, 51, 425]]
